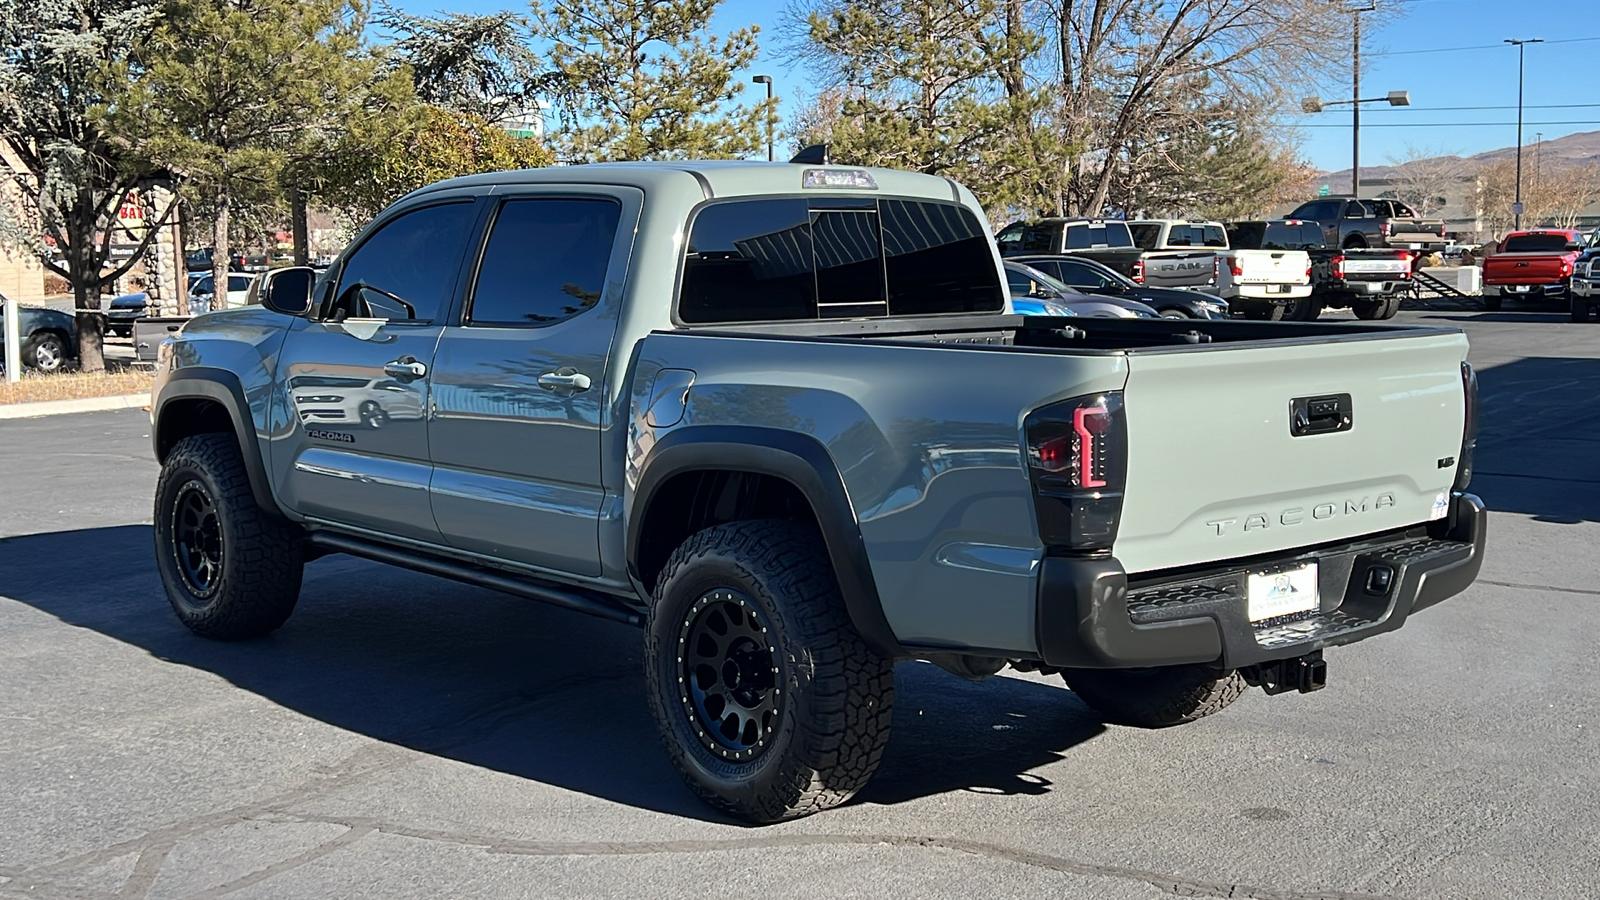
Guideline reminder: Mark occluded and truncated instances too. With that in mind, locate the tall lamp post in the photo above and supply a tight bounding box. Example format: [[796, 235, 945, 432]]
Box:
[[1301, 90, 1412, 195], [1505, 38, 1542, 230], [751, 75, 774, 162], [1346, 0, 1377, 198]]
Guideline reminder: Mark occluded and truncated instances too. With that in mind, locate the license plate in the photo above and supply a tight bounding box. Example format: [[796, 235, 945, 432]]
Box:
[[1247, 564, 1319, 622], [1512, 285, 1530, 292], [1269, 284, 1290, 293], [1361, 282, 1385, 293]]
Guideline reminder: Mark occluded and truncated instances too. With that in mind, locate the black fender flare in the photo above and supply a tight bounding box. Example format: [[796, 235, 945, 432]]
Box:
[[153, 367, 282, 516], [628, 425, 906, 659]]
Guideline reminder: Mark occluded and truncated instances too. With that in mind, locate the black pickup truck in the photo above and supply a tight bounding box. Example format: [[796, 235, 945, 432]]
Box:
[[995, 218, 1146, 278], [1226, 220, 1414, 321]]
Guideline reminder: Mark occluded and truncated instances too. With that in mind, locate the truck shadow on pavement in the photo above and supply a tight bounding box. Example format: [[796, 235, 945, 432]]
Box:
[[0, 524, 1104, 822], [1471, 356, 1600, 524]]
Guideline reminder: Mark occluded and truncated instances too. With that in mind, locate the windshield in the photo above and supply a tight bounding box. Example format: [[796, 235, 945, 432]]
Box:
[[1502, 233, 1574, 253]]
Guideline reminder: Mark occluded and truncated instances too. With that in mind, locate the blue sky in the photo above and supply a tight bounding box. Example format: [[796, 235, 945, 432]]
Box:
[[390, 0, 1600, 172]]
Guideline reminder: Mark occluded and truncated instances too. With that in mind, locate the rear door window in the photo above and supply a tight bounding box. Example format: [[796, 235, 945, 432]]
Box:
[[1020, 222, 1061, 252], [1200, 225, 1227, 248], [468, 197, 622, 326]]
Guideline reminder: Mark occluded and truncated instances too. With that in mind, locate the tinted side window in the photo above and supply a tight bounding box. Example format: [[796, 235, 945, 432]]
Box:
[[1055, 259, 1111, 289], [680, 199, 816, 324], [1227, 223, 1265, 249], [881, 200, 1002, 315], [1291, 201, 1336, 220], [1129, 223, 1161, 250], [468, 198, 621, 327], [1064, 224, 1090, 249], [1021, 222, 1060, 252], [335, 202, 478, 322]]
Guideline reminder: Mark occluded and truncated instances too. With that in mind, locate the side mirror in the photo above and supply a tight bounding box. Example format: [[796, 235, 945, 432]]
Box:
[[257, 267, 315, 316]]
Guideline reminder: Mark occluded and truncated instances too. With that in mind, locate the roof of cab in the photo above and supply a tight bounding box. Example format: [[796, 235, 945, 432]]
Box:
[[407, 160, 967, 204]]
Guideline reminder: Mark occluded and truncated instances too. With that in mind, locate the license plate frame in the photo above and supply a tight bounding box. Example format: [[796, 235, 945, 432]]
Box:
[[1247, 563, 1320, 623]]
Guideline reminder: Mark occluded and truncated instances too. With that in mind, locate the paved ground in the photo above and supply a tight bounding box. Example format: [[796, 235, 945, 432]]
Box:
[[3, 306, 1597, 899]]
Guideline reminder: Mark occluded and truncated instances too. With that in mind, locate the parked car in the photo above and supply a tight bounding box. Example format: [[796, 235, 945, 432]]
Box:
[[1004, 261, 1159, 318], [1126, 219, 1225, 289], [1480, 229, 1587, 311], [0, 301, 76, 373], [1285, 197, 1448, 252], [1009, 254, 1228, 319], [149, 160, 1486, 824], [189, 273, 257, 311], [1225, 220, 1412, 321], [106, 291, 150, 337], [1567, 244, 1600, 321]]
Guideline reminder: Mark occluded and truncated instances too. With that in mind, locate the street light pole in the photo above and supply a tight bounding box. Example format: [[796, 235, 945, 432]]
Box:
[[1505, 38, 1542, 230], [1353, 7, 1362, 198], [751, 75, 774, 162]]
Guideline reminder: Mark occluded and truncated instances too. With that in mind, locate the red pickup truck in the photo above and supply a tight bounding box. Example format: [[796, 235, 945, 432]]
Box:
[[1481, 229, 1587, 310]]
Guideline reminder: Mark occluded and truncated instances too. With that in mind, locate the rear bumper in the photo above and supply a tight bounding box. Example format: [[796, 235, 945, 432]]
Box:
[[1487, 282, 1567, 297], [1035, 493, 1486, 670], [1230, 284, 1313, 301]]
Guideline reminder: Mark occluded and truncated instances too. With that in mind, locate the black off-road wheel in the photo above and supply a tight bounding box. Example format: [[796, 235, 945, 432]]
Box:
[[645, 520, 894, 823], [1062, 664, 1246, 728], [154, 434, 304, 640]]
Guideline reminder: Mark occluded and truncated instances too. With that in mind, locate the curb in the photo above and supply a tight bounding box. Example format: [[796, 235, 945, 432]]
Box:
[[0, 393, 151, 420]]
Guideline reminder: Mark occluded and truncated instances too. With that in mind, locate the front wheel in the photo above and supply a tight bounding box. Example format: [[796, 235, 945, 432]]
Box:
[[1062, 664, 1246, 728], [154, 434, 304, 639], [645, 520, 894, 823], [1159, 308, 1191, 319]]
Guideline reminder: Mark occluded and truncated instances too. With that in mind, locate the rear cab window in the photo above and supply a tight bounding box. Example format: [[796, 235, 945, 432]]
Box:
[[678, 196, 1003, 324], [1502, 233, 1575, 253]]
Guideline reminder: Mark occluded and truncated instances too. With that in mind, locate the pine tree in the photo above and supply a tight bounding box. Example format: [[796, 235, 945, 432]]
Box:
[[533, 0, 767, 161]]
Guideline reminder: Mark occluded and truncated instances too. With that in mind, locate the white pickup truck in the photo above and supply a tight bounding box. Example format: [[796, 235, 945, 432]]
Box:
[[1205, 238, 1313, 321], [1127, 219, 1224, 290]]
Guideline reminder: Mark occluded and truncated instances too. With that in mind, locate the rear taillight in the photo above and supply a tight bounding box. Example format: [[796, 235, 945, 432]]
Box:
[[1025, 393, 1127, 553], [1305, 263, 1313, 279], [1560, 259, 1574, 278], [1455, 361, 1477, 492], [1226, 256, 1243, 278], [1380, 222, 1392, 237], [1131, 259, 1145, 284], [1212, 256, 1220, 282], [1331, 255, 1345, 279], [1395, 249, 1412, 278]]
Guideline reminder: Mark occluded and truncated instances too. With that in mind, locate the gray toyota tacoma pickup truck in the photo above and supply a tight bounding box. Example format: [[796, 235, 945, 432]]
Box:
[[149, 161, 1487, 823]]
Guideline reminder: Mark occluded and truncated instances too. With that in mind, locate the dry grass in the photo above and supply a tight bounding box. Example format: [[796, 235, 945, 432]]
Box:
[[0, 368, 154, 405]]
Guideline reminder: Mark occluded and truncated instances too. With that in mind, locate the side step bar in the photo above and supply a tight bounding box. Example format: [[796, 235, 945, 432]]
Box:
[[304, 531, 644, 627]]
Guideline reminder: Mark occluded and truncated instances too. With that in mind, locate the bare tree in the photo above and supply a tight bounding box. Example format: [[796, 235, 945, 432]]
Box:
[[1383, 144, 1469, 217], [1534, 162, 1600, 231]]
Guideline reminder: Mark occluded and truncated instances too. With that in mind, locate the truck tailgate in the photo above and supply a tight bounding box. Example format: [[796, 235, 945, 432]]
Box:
[[1234, 250, 1309, 285], [1483, 254, 1568, 284], [1113, 330, 1467, 574]]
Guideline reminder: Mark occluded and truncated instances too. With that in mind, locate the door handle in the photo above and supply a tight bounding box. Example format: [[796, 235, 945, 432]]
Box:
[[383, 358, 427, 380], [538, 370, 592, 391]]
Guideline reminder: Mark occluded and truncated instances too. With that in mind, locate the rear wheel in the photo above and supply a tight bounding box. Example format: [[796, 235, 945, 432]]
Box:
[[645, 520, 894, 822], [1284, 296, 1322, 321], [1062, 664, 1246, 728], [22, 332, 67, 372], [1159, 308, 1190, 319], [1379, 296, 1401, 319], [154, 434, 304, 639]]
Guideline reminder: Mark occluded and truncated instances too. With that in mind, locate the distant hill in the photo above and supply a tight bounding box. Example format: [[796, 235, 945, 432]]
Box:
[[1313, 129, 1600, 193]]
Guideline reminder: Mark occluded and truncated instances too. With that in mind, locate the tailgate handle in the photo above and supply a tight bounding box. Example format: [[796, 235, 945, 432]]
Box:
[[1290, 394, 1352, 437]]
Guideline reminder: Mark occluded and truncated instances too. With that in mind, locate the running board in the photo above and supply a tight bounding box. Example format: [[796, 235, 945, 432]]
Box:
[[304, 531, 644, 627]]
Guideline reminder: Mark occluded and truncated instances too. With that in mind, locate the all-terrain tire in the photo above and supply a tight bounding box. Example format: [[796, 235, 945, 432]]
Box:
[[1352, 298, 1384, 320], [1284, 296, 1322, 321], [645, 520, 894, 823], [154, 433, 304, 640], [1379, 296, 1401, 319], [1062, 664, 1246, 728]]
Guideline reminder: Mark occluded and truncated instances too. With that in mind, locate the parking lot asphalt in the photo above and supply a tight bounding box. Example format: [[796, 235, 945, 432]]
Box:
[[2, 305, 1597, 900]]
